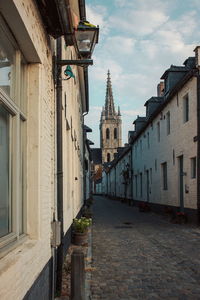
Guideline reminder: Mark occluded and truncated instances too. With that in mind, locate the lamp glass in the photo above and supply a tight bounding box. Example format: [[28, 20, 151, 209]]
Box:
[[74, 22, 98, 58], [75, 30, 94, 54]]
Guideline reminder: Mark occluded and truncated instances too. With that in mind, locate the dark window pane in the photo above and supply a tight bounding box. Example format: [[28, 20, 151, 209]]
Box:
[[0, 104, 10, 237]]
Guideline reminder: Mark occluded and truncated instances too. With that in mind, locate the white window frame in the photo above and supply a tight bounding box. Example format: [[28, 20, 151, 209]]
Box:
[[0, 18, 27, 252], [157, 122, 160, 142], [162, 162, 168, 190], [191, 157, 196, 179], [183, 94, 189, 123], [166, 111, 170, 135]]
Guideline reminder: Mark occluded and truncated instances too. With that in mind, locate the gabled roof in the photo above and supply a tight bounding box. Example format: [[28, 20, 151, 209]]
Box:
[[84, 125, 92, 132], [161, 65, 188, 79]]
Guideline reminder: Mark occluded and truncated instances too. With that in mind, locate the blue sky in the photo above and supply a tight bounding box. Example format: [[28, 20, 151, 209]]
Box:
[[85, 0, 200, 147]]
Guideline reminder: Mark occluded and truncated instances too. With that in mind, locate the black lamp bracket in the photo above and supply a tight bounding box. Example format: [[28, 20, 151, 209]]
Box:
[[57, 59, 93, 66]]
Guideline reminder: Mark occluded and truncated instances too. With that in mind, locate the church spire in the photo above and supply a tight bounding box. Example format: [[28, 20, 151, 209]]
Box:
[[105, 70, 116, 117]]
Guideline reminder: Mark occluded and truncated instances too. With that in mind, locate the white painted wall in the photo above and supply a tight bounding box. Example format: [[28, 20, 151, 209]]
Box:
[[0, 1, 87, 299], [103, 75, 197, 211], [0, 1, 55, 299], [132, 77, 197, 209]]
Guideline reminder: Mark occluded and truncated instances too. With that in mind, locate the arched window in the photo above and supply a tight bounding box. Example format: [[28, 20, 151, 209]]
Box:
[[107, 153, 111, 162], [114, 128, 117, 139], [106, 128, 110, 139]]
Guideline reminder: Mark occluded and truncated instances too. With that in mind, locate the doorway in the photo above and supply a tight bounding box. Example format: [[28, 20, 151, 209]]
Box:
[[146, 170, 149, 202], [178, 155, 184, 212]]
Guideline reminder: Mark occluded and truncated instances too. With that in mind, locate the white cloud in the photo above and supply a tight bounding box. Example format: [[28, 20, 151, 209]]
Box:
[[109, 9, 169, 36], [122, 109, 145, 117], [104, 36, 135, 55], [86, 5, 109, 36], [86, 0, 200, 145]]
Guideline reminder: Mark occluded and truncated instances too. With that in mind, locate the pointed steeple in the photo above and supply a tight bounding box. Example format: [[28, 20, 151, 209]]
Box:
[[105, 70, 116, 117], [118, 106, 121, 116]]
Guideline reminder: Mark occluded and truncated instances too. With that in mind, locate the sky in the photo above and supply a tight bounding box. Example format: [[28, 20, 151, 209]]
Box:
[[85, 0, 200, 147]]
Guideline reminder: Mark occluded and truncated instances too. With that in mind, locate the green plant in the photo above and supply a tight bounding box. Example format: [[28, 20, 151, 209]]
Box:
[[82, 206, 92, 218], [73, 217, 92, 233]]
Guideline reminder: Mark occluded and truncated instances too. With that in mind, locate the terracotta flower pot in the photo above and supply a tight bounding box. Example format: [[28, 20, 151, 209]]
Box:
[[73, 231, 88, 245]]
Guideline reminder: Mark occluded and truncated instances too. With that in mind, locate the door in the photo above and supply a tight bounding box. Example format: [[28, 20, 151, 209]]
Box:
[[178, 155, 184, 212], [146, 170, 149, 202]]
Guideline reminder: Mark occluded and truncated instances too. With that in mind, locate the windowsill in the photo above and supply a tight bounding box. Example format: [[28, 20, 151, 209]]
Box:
[[0, 234, 35, 260]]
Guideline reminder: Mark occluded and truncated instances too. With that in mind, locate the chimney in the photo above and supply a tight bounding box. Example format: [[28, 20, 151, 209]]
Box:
[[157, 81, 164, 97], [194, 46, 200, 69]]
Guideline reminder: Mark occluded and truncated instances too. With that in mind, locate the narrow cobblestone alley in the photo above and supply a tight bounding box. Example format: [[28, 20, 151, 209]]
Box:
[[91, 196, 200, 300]]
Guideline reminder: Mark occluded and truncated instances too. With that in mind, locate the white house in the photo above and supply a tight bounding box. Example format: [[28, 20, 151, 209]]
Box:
[[104, 51, 200, 223], [0, 0, 98, 299]]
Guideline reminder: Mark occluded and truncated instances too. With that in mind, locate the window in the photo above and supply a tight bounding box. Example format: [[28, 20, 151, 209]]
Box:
[[114, 128, 117, 139], [135, 175, 138, 197], [191, 157, 196, 179], [183, 94, 189, 123], [173, 149, 175, 165], [166, 111, 170, 135], [157, 122, 160, 142], [140, 173, 143, 197], [107, 153, 110, 162], [162, 162, 168, 190], [106, 128, 110, 139], [0, 17, 26, 245], [147, 132, 150, 149], [150, 168, 152, 184], [155, 159, 157, 171]]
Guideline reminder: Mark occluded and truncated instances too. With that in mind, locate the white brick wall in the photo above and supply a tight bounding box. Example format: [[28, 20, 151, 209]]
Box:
[[132, 77, 197, 209], [106, 76, 197, 210], [0, 1, 55, 299]]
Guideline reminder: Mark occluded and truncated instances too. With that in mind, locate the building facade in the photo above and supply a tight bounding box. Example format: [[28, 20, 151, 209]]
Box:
[[103, 51, 200, 223], [0, 0, 96, 299]]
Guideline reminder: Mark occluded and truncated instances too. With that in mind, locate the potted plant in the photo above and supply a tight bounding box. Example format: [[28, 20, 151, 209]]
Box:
[[82, 206, 92, 218], [174, 212, 188, 224], [138, 201, 151, 212], [72, 217, 92, 245]]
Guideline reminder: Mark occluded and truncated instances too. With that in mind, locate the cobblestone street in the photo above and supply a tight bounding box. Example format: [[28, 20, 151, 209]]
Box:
[[91, 196, 200, 300]]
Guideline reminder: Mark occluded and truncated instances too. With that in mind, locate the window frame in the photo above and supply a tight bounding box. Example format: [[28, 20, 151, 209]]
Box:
[[162, 162, 168, 190], [0, 19, 27, 250], [157, 121, 160, 142], [191, 157, 196, 179], [183, 94, 189, 123], [166, 111, 170, 135]]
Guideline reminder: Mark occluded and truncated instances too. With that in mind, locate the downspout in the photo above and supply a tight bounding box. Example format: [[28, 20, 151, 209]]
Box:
[[56, 37, 64, 295], [196, 70, 200, 224], [83, 67, 89, 207], [130, 145, 133, 200], [115, 166, 116, 197], [83, 112, 88, 207]]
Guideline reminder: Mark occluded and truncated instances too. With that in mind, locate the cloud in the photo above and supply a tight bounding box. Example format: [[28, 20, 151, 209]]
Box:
[[104, 36, 135, 55], [86, 0, 200, 145], [109, 9, 169, 36], [122, 109, 146, 117], [86, 5, 109, 36]]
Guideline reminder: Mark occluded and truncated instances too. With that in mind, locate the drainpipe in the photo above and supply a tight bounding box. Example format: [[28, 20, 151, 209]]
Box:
[[115, 166, 116, 197], [83, 66, 89, 207], [83, 113, 88, 207], [196, 70, 200, 224], [56, 37, 64, 295], [130, 145, 133, 200]]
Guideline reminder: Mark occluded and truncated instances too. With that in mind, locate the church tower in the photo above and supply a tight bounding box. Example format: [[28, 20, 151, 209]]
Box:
[[100, 70, 122, 164]]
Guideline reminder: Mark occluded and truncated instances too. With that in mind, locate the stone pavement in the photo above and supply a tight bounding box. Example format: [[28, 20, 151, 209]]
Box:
[[90, 196, 200, 300]]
